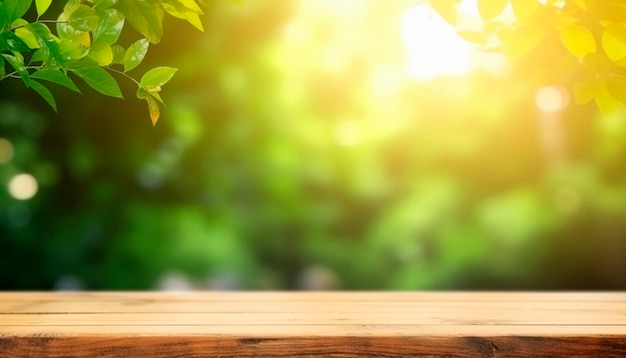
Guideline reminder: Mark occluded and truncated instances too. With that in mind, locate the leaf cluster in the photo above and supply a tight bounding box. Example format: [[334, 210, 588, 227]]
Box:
[[0, 0, 214, 125], [431, 0, 626, 114]]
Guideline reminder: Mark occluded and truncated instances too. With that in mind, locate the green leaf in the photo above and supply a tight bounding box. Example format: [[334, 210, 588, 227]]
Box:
[[3, 0, 32, 23], [118, 0, 164, 43], [71, 66, 123, 98], [31, 68, 81, 93], [93, 9, 125, 46], [140, 66, 178, 87], [69, 5, 100, 32], [0, 31, 30, 52], [560, 24, 596, 58], [0, 56, 5, 77], [27, 23, 66, 68], [111, 44, 125, 64], [94, 0, 119, 11], [124, 38, 149, 72], [602, 23, 626, 62], [36, 0, 53, 17], [0, 3, 9, 32], [478, 0, 509, 22], [29, 80, 57, 111], [1, 53, 29, 86]]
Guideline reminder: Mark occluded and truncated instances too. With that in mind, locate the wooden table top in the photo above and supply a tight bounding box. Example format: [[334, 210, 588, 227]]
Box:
[[0, 292, 625, 357]]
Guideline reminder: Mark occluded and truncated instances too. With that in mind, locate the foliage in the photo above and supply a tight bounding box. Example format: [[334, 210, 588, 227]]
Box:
[[431, 0, 626, 113], [0, 0, 213, 125]]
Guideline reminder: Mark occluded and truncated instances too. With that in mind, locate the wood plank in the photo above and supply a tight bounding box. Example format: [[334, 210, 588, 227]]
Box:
[[0, 292, 625, 357]]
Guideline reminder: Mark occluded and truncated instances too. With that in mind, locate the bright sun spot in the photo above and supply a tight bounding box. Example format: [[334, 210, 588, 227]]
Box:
[[401, 2, 476, 81]]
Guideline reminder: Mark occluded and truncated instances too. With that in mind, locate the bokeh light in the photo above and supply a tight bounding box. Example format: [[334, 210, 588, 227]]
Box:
[[8, 173, 38, 200]]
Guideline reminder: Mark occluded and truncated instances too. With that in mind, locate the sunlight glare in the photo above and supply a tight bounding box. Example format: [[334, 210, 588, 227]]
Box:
[[401, 4, 475, 81]]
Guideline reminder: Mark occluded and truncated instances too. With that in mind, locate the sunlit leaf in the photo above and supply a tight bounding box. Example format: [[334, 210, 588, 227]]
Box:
[[124, 38, 149, 72], [13, 19, 40, 49], [111, 44, 125, 64], [118, 0, 164, 43], [510, 0, 539, 22], [560, 24, 596, 58], [500, 24, 545, 58], [88, 42, 114, 66], [140, 66, 178, 88], [69, 5, 100, 32], [602, 23, 626, 62], [31, 68, 81, 93], [607, 77, 626, 103], [478, 0, 509, 22], [573, 78, 598, 104], [595, 86, 621, 113], [457, 30, 487, 45], [71, 66, 123, 98], [428, 0, 459, 25], [29, 80, 57, 111], [93, 9, 125, 46], [36, 0, 53, 17], [93, 0, 119, 11], [146, 95, 160, 126]]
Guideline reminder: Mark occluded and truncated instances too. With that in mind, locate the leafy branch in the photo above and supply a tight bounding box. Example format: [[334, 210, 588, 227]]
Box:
[[428, 0, 626, 114], [0, 0, 220, 126]]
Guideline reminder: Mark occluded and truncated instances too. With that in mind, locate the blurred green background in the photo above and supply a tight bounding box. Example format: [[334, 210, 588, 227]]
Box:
[[1, 0, 626, 290]]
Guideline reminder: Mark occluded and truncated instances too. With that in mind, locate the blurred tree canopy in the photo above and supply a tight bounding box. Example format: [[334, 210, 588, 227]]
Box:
[[1, 0, 626, 290]]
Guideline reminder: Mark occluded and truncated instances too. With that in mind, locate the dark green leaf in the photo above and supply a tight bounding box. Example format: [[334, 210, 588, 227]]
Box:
[[3, 0, 32, 23], [118, 0, 164, 43], [31, 68, 81, 93], [29, 79, 57, 111], [69, 5, 100, 32], [93, 9, 125, 46], [0, 56, 5, 77], [1, 52, 29, 86], [0, 31, 30, 52], [140, 66, 178, 87], [124, 38, 149, 72], [71, 66, 123, 98], [0, 4, 9, 32]]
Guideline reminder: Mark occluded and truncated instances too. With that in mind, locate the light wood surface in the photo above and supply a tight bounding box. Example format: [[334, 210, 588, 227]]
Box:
[[0, 292, 625, 357]]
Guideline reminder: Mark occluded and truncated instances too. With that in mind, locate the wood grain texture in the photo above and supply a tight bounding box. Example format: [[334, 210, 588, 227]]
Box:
[[0, 292, 625, 357]]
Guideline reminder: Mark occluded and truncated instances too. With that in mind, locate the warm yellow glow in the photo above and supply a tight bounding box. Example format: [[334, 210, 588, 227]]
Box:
[[535, 86, 570, 113], [8, 173, 38, 200], [0, 138, 13, 164], [401, 4, 475, 81]]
